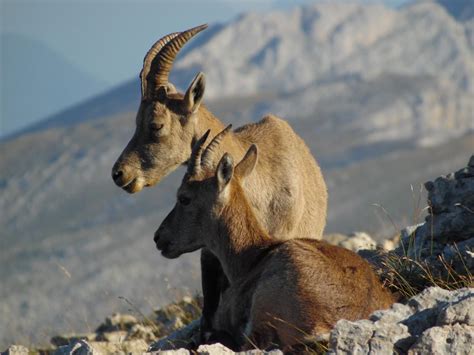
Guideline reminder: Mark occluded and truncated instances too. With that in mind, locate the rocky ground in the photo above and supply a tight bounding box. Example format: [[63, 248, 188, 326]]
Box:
[[2, 157, 473, 354]]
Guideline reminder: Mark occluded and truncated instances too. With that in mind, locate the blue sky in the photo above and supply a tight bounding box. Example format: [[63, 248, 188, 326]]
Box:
[[0, 0, 411, 136]]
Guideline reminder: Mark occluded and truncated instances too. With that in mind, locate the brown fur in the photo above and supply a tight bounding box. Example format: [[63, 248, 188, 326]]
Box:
[[113, 93, 327, 240], [155, 143, 395, 351], [113, 27, 327, 337]]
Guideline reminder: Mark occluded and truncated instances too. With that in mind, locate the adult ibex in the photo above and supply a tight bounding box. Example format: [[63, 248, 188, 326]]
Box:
[[154, 131, 395, 351], [111, 25, 327, 334]]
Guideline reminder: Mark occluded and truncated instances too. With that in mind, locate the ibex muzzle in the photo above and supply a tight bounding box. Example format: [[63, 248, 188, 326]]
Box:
[[112, 24, 208, 193]]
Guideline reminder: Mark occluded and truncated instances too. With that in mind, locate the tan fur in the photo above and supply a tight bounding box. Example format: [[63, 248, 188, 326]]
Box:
[[112, 29, 327, 240], [154, 143, 395, 351], [113, 94, 327, 240]]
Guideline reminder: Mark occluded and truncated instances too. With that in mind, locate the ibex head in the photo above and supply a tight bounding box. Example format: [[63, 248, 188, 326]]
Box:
[[112, 24, 208, 193], [154, 127, 258, 259]]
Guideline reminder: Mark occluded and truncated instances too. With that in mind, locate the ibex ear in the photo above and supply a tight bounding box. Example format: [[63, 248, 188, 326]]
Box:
[[235, 145, 258, 180], [216, 153, 234, 192], [184, 72, 206, 113]]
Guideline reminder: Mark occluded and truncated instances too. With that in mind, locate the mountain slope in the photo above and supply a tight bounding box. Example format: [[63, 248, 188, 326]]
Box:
[[172, 1, 473, 148], [173, 2, 473, 96], [11, 1, 473, 149]]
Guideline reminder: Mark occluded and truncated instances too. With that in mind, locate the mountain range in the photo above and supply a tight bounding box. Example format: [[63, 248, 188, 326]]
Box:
[[0, 0, 473, 348]]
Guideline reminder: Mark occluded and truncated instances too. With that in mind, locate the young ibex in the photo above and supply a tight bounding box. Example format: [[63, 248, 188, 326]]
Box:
[[111, 25, 327, 334], [154, 131, 395, 351]]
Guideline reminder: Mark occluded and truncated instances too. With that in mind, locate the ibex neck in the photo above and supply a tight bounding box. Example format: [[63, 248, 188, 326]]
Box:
[[195, 106, 246, 164], [213, 184, 274, 283]]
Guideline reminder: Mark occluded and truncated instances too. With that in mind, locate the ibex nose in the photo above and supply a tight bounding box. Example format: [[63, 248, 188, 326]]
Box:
[[111, 162, 129, 187], [112, 170, 123, 180], [153, 230, 160, 244], [112, 169, 123, 181], [154, 227, 170, 251]]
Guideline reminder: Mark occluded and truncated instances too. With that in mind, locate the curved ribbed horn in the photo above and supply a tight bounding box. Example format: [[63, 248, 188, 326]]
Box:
[[148, 24, 208, 93], [202, 124, 233, 170], [140, 32, 180, 98], [188, 130, 211, 176]]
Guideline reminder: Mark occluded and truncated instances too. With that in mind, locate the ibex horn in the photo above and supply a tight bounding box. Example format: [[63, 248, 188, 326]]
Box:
[[188, 129, 211, 176], [147, 24, 208, 98], [140, 32, 180, 98], [202, 124, 233, 170]]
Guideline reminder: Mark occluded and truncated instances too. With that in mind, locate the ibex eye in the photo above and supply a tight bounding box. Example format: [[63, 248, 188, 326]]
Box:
[[149, 122, 163, 132], [178, 196, 191, 206]]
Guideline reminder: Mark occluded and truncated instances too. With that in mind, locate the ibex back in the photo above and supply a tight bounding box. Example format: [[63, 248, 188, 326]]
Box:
[[154, 132, 395, 351]]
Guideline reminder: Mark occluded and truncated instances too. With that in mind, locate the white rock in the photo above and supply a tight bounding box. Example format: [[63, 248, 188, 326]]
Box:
[[197, 343, 234, 354], [408, 324, 474, 355], [1, 345, 29, 355], [328, 287, 474, 354], [54, 340, 98, 355]]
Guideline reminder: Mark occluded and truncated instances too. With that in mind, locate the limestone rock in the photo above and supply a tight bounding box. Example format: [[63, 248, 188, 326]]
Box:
[[437, 296, 474, 326], [54, 338, 150, 355], [195, 343, 283, 354], [148, 349, 190, 355], [328, 287, 474, 354], [324, 232, 377, 252], [93, 339, 149, 354], [148, 319, 200, 352], [1, 345, 29, 355], [54, 340, 97, 355], [408, 324, 474, 355], [51, 333, 97, 347], [147, 343, 283, 354], [380, 234, 400, 252], [328, 319, 375, 354], [391, 155, 474, 293], [340, 232, 377, 252], [196, 343, 235, 354], [403, 288, 467, 338]]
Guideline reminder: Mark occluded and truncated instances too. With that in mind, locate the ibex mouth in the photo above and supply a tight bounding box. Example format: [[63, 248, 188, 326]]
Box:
[[156, 240, 180, 259], [122, 178, 142, 193], [121, 178, 134, 188], [156, 241, 170, 255], [160, 248, 180, 259]]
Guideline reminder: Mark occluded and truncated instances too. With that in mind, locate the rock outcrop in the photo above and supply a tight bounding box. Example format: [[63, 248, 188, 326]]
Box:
[[1, 297, 203, 355], [389, 155, 474, 293], [328, 287, 474, 354], [24, 287, 469, 354]]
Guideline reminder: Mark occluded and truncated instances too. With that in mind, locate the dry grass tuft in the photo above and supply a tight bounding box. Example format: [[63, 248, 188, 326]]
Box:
[[153, 295, 202, 337], [381, 243, 473, 301]]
